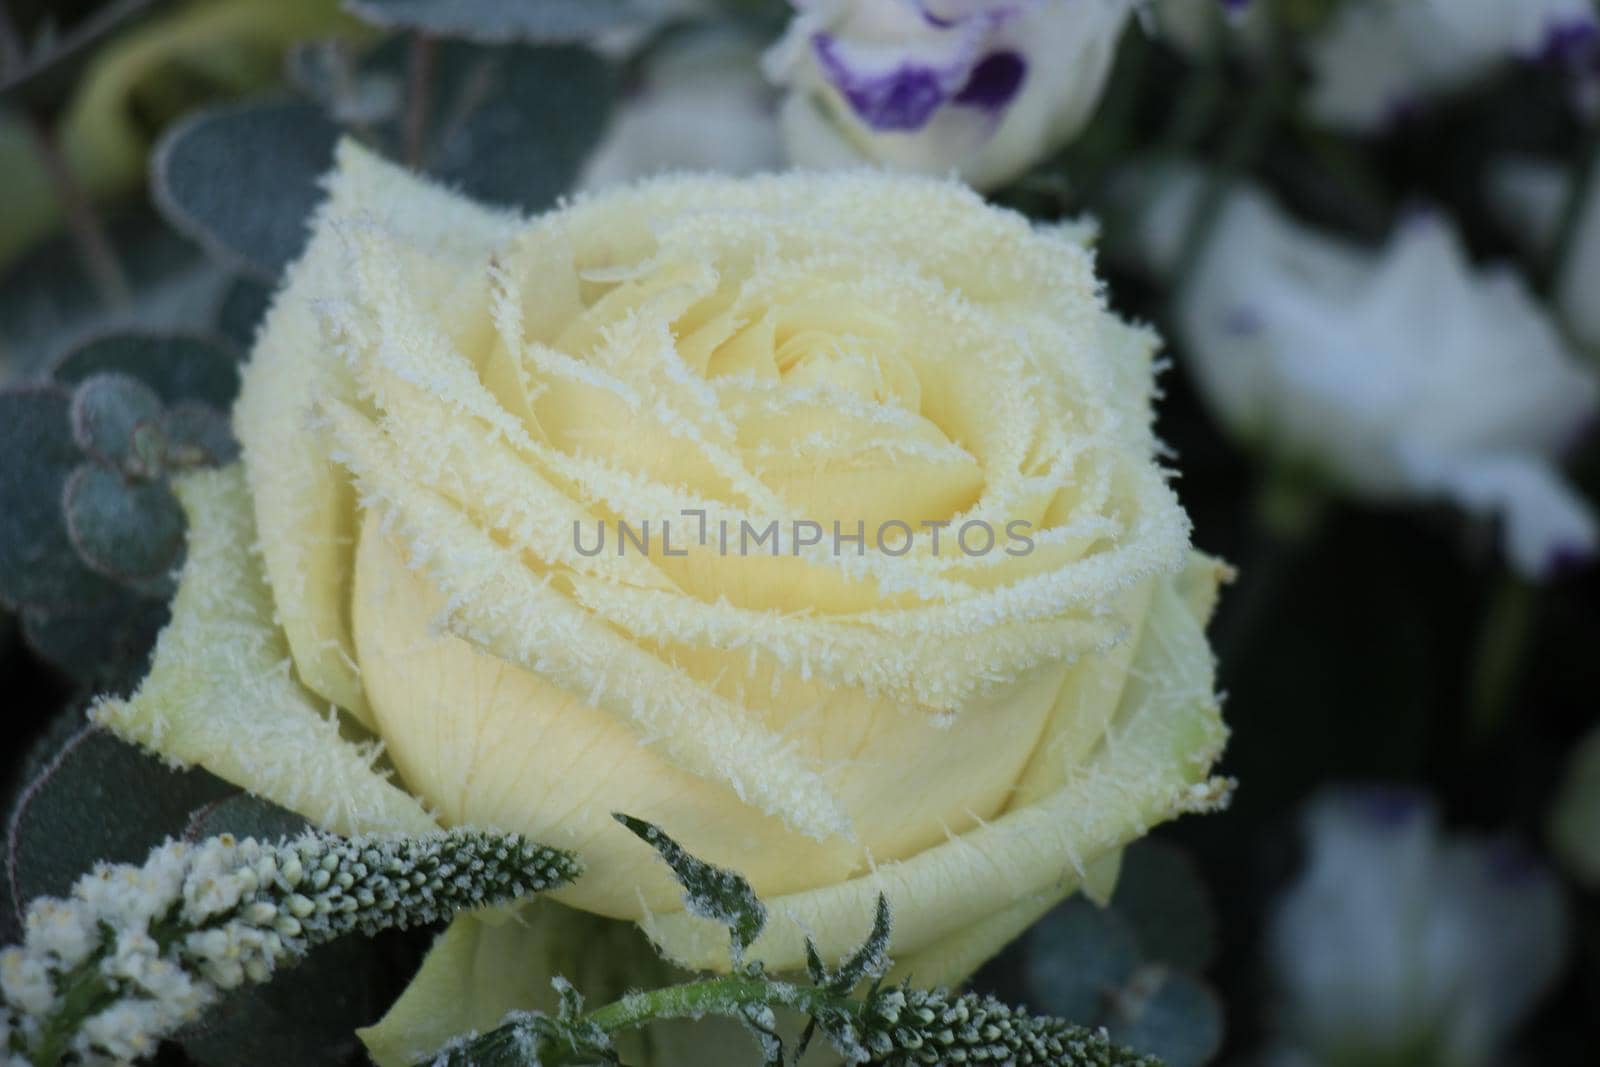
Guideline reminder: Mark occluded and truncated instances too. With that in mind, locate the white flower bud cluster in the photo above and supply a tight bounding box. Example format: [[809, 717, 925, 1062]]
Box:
[[1, 829, 578, 1066]]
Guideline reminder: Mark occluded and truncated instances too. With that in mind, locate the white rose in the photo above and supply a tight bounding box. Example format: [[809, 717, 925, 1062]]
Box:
[[764, 0, 1136, 190], [1134, 168, 1599, 578], [1308, 0, 1599, 131]]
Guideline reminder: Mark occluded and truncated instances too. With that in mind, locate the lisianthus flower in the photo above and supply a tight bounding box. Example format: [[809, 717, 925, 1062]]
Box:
[[1308, 0, 1599, 131], [1131, 168, 1599, 578], [763, 0, 1137, 189], [1268, 788, 1569, 1067]]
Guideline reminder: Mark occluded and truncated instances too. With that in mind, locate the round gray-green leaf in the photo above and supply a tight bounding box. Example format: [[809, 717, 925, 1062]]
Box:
[[0, 386, 124, 611], [19, 595, 169, 693], [3, 725, 235, 932], [69, 372, 166, 472], [63, 463, 186, 585], [343, 0, 665, 43], [162, 402, 239, 467], [1102, 967, 1224, 1067], [152, 98, 342, 278], [1025, 896, 1142, 1023], [52, 332, 242, 409], [1112, 839, 1220, 971]]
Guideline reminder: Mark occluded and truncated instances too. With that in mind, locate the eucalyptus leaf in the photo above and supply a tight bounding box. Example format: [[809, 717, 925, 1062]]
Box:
[[52, 332, 241, 408], [19, 594, 168, 693], [152, 98, 342, 278], [361, 38, 613, 213], [162, 401, 239, 467], [214, 276, 275, 354], [181, 935, 416, 1067], [62, 464, 186, 587], [342, 0, 663, 44], [614, 813, 767, 960], [1112, 839, 1220, 972], [0, 385, 123, 612], [1024, 896, 1141, 1024], [1102, 967, 1224, 1067], [68, 372, 166, 471], [184, 793, 311, 843], [3, 725, 235, 926], [0, 210, 226, 380]]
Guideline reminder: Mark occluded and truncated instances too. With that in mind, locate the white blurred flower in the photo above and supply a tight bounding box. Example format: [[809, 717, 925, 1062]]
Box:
[[1153, 0, 1267, 62], [1134, 168, 1599, 579], [580, 30, 783, 189], [1308, 0, 1599, 131], [1269, 788, 1569, 1067], [763, 0, 1136, 190], [1488, 155, 1600, 351]]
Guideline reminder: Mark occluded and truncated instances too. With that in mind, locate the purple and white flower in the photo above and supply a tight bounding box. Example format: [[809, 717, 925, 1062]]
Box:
[[1489, 155, 1600, 352], [1133, 167, 1599, 579], [1308, 0, 1599, 131], [763, 0, 1137, 190], [1268, 788, 1570, 1067]]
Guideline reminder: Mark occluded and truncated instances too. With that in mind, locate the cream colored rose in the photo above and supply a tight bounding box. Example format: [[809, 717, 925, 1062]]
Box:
[[96, 142, 1228, 1048]]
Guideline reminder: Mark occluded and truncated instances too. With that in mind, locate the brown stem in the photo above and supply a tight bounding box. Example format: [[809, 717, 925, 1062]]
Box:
[[23, 111, 131, 308], [403, 32, 437, 169]]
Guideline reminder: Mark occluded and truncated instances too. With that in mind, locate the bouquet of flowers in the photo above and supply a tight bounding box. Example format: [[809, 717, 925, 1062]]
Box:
[[1, 1, 1595, 1064]]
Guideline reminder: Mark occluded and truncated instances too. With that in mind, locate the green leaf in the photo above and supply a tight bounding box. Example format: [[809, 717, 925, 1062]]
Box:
[[342, 0, 664, 43], [362, 38, 614, 213], [183, 792, 312, 843], [3, 724, 236, 929], [822, 893, 892, 994], [214, 276, 275, 353], [162, 401, 239, 468], [1102, 967, 1223, 1067], [613, 813, 767, 961], [0, 385, 124, 612], [152, 97, 342, 278], [68, 372, 166, 473], [0, 210, 229, 379], [1111, 840, 1219, 972], [182, 934, 419, 1067], [51, 332, 242, 409], [1024, 896, 1142, 1024], [19, 594, 168, 693], [63, 463, 186, 588]]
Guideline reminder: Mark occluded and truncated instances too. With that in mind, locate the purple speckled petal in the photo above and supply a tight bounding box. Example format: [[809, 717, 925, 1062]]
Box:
[[1343, 786, 1430, 830], [813, 32, 960, 131], [912, 0, 1028, 31], [1543, 541, 1597, 579], [1219, 0, 1251, 12], [952, 50, 1026, 112], [1541, 17, 1600, 62]]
